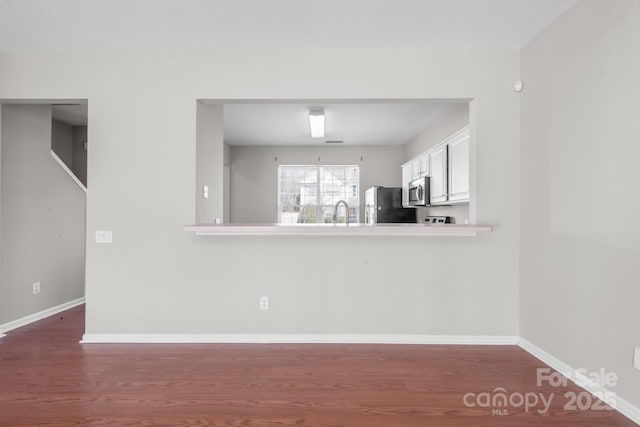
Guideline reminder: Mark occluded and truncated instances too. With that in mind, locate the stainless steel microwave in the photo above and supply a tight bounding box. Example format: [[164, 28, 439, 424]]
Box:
[[408, 176, 430, 206]]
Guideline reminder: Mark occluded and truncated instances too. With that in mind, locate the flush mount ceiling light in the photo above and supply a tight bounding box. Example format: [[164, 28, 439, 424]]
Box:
[[309, 110, 325, 138]]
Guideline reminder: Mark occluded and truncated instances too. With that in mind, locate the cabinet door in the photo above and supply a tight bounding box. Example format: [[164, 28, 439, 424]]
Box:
[[429, 146, 448, 204], [448, 131, 470, 202], [420, 155, 429, 177], [411, 158, 421, 180], [401, 163, 413, 207]]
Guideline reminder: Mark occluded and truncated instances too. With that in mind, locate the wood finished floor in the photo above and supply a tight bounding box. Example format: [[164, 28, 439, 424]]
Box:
[[0, 305, 636, 427]]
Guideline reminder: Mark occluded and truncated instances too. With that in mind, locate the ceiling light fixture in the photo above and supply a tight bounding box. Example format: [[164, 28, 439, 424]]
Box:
[[309, 110, 325, 138]]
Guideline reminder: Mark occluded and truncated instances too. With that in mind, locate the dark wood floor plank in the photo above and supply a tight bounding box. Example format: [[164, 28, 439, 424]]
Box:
[[0, 305, 636, 427]]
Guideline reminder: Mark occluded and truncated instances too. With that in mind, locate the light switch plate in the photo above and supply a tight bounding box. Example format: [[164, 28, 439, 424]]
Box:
[[95, 230, 113, 243], [634, 347, 640, 371]]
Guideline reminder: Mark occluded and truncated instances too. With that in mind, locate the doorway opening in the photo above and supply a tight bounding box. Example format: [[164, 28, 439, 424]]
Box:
[[0, 100, 87, 332]]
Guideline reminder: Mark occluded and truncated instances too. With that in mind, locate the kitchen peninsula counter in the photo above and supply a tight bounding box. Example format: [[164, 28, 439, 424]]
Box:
[[183, 223, 492, 237]]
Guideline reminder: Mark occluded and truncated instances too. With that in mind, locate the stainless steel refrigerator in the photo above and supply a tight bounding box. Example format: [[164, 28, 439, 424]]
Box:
[[364, 187, 416, 224]]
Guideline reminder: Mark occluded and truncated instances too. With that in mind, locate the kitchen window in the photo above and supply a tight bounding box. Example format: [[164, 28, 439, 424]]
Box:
[[278, 165, 359, 224]]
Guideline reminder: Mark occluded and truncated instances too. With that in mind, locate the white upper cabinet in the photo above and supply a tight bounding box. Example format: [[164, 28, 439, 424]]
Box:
[[401, 161, 413, 207], [411, 153, 429, 180], [447, 129, 470, 203], [429, 145, 448, 204], [420, 155, 429, 178], [411, 158, 421, 179], [401, 126, 470, 207]]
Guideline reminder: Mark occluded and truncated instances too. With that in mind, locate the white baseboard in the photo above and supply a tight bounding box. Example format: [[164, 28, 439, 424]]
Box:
[[0, 297, 85, 336], [80, 333, 519, 345], [519, 337, 640, 426]]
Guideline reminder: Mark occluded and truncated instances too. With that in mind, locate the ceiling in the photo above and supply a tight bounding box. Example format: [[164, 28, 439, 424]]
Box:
[[0, 0, 577, 51], [52, 104, 88, 126], [223, 102, 459, 146]]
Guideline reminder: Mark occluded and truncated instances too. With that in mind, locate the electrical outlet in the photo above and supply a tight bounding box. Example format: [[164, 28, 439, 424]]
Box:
[[634, 347, 640, 371], [32, 282, 40, 295], [203, 185, 209, 199], [259, 297, 269, 310]]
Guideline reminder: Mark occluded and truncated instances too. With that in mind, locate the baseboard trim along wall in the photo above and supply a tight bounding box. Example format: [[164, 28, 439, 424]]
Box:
[[519, 338, 640, 426], [0, 297, 85, 336], [80, 334, 519, 345]]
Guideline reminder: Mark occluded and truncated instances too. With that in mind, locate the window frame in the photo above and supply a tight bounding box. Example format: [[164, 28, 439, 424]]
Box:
[[277, 164, 360, 224]]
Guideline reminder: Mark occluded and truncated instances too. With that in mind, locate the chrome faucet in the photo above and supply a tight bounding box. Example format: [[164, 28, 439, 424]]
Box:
[[332, 200, 349, 225]]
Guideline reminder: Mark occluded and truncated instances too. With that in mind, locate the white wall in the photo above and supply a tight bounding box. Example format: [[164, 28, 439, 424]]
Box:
[[404, 104, 470, 224], [51, 119, 74, 167], [72, 125, 87, 186], [51, 119, 88, 187], [0, 107, 3, 326], [230, 145, 405, 223], [520, 0, 640, 409], [196, 103, 224, 223], [404, 104, 469, 160], [0, 104, 85, 324], [223, 142, 231, 224], [0, 48, 520, 337]]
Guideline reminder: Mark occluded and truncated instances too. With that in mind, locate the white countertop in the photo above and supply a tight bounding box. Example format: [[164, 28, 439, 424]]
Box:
[[183, 223, 493, 237]]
